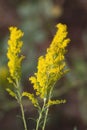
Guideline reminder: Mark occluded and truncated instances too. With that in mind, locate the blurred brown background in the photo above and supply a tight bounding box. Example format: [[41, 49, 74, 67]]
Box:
[[0, 0, 87, 130]]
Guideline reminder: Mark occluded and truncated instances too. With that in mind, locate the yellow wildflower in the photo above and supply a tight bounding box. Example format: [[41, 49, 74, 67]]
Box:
[[7, 27, 24, 82], [29, 23, 70, 99]]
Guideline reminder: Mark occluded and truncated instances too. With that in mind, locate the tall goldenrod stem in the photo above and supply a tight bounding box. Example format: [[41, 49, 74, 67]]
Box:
[[36, 98, 46, 130], [42, 87, 53, 130], [36, 110, 43, 130], [19, 96, 28, 130], [42, 107, 49, 130], [16, 80, 28, 130]]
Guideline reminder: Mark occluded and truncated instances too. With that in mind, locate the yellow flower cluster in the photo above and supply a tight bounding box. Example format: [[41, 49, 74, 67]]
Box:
[[22, 92, 39, 108], [7, 27, 24, 82], [47, 99, 66, 106], [29, 23, 70, 99], [6, 88, 17, 99]]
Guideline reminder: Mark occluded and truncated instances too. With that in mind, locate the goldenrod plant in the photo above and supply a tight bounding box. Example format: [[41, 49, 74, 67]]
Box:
[[22, 23, 70, 130], [6, 27, 27, 130], [6, 23, 70, 130]]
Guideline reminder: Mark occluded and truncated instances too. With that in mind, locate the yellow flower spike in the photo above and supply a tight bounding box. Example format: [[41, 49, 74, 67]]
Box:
[[22, 92, 39, 108], [6, 88, 17, 99], [47, 99, 66, 106], [29, 23, 70, 99], [7, 26, 24, 82], [6, 26, 28, 130]]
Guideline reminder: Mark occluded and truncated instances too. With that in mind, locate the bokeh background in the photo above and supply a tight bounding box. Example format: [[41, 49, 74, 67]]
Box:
[[0, 0, 87, 130]]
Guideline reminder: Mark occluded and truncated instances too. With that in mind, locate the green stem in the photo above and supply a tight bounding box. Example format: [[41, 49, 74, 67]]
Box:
[[16, 80, 28, 130], [36, 110, 43, 130], [42, 107, 49, 130], [19, 96, 28, 130], [42, 87, 53, 130], [36, 98, 46, 130]]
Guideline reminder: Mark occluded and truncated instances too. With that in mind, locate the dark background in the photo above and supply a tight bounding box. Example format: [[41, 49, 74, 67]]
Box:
[[0, 0, 87, 130]]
